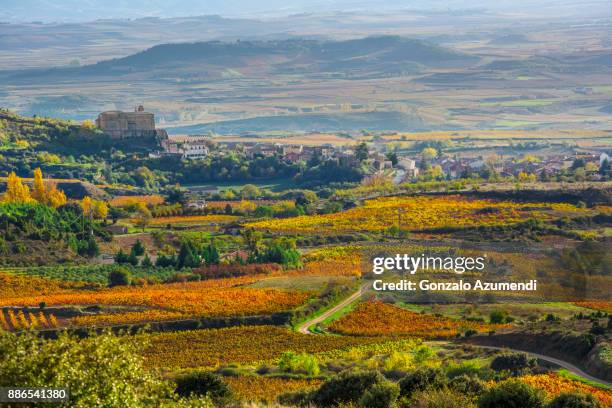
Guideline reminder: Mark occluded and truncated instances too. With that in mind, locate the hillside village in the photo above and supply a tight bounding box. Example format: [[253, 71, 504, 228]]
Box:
[[95, 107, 611, 187]]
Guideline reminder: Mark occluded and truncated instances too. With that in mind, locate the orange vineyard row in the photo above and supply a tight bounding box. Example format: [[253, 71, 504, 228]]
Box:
[[329, 301, 508, 338], [519, 373, 612, 406], [225, 376, 322, 403], [0, 281, 311, 325]]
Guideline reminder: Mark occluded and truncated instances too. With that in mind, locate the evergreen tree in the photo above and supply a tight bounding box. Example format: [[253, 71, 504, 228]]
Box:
[[114, 249, 130, 264], [141, 254, 153, 268], [131, 239, 145, 256], [177, 242, 200, 269], [202, 242, 220, 265]]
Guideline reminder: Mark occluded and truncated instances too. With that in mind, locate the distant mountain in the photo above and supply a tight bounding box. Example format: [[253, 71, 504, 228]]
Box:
[[6, 36, 477, 83], [168, 111, 432, 134], [2, 0, 610, 23]]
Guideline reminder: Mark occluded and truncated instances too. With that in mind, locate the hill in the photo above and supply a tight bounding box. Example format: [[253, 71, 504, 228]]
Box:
[[0, 109, 158, 154], [169, 110, 431, 134], [5, 36, 478, 82]]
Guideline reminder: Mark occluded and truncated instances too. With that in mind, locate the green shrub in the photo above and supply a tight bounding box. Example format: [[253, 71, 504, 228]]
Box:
[[398, 367, 446, 397], [490, 353, 535, 372], [278, 352, 320, 376], [312, 370, 386, 407], [359, 381, 400, 408], [477, 380, 545, 408], [174, 372, 230, 403], [489, 310, 510, 324], [546, 392, 601, 408], [448, 375, 485, 396], [108, 266, 131, 287]]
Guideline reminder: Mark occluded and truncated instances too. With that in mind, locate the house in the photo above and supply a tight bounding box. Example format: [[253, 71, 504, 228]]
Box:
[[397, 159, 420, 178], [160, 135, 210, 160]]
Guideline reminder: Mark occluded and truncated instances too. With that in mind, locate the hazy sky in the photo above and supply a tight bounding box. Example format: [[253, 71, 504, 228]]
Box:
[[3, 0, 609, 23]]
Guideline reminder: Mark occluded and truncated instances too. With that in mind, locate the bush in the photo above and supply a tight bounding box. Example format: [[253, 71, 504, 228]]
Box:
[[547, 392, 601, 408], [278, 352, 320, 376], [478, 380, 545, 408], [398, 367, 446, 397], [108, 267, 131, 287], [359, 381, 400, 408], [174, 371, 231, 403], [312, 370, 387, 407], [408, 388, 477, 408], [490, 353, 535, 372], [489, 310, 510, 324], [448, 375, 485, 396]]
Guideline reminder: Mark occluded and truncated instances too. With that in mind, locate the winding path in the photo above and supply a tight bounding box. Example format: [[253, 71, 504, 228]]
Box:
[[297, 282, 370, 334], [296, 281, 611, 387], [472, 345, 611, 387]]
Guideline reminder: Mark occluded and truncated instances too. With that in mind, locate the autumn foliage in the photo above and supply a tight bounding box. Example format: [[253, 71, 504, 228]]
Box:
[[0, 280, 311, 327], [247, 195, 587, 234], [329, 301, 508, 338], [519, 373, 612, 406]]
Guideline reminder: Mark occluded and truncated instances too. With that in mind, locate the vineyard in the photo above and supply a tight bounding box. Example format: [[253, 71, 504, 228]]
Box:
[[0, 309, 58, 330], [145, 214, 240, 226], [109, 195, 165, 207], [224, 376, 323, 403], [519, 373, 612, 406], [573, 301, 612, 313], [247, 195, 591, 234], [141, 326, 387, 369], [0, 281, 311, 328], [0, 272, 85, 297], [329, 301, 508, 338]]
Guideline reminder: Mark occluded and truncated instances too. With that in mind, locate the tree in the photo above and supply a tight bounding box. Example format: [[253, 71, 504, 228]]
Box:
[[355, 142, 369, 162], [422, 147, 438, 161], [240, 184, 261, 199], [134, 204, 152, 232], [108, 267, 131, 287], [131, 239, 145, 257], [166, 185, 188, 205], [386, 151, 399, 166], [547, 392, 601, 408], [32, 167, 46, 203], [114, 249, 130, 265], [0, 330, 211, 407], [202, 241, 220, 265], [599, 158, 610, 176], [177, 242, 200, 269], [141, 254, 153, 268], [242, 228, 263, 255], [109, 206, 127, 224], [478, 380, 544, 408], [3, 172, 33, 203], [0, 332, 179, 408], [80, 197, 108, 219]]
